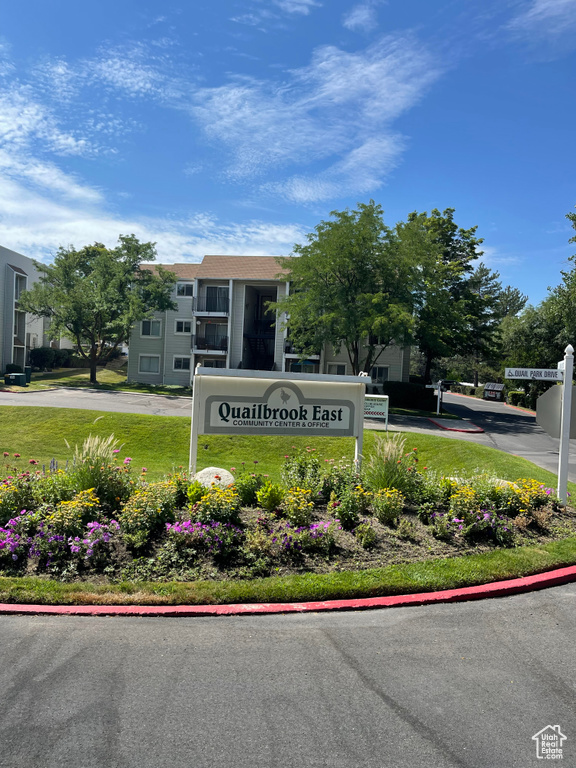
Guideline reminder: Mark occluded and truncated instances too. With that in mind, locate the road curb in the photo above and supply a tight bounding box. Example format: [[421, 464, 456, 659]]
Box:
[[428, 417, 484, 433], [1, 565, 575, 617]]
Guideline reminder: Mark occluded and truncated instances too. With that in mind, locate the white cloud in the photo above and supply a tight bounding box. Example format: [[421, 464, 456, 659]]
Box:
[[273, 0, 321, 14], [507, 0, 576, 41], [190, 35, 440, 200], [343, 2, 380, 32], [0, 174, 306, 263]]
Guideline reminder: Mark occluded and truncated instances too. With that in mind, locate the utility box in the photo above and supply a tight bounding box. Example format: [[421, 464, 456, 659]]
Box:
[[4, 373, 27, 386]]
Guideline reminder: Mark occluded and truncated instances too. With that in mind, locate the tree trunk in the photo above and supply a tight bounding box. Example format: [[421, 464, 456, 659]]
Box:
[[89, 348, 98, 385], [423, 350, 433, 385]]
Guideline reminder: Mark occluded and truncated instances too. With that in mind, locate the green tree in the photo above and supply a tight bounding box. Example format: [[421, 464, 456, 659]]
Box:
[[19, 235, 177, 384], [274, 201, 426, 375], [410, 208, 484, 383]]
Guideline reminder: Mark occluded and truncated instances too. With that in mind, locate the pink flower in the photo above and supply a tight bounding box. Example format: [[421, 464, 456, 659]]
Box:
[[141, 467, 147, 473], [3, 452, 8, 457], [13, 453, 20, 458], [29, 459, 38, 465], [112, 449, 120, 454], [123, 457, 132, 464]]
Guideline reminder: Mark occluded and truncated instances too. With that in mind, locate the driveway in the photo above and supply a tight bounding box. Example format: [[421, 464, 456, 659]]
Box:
[[0, 584, 574, 768]]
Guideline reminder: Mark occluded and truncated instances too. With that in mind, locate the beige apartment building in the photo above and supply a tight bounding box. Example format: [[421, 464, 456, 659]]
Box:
[[127, 255, 410, 386]]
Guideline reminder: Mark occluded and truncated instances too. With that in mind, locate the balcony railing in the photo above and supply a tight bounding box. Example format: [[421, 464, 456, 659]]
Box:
[[193, 296, 230, 314], [193, 335, 228, 352], [284, 341, 320, 357]]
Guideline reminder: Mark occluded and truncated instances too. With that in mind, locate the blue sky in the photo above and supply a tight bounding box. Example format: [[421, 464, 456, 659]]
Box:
[[0, 0, 575, 305]]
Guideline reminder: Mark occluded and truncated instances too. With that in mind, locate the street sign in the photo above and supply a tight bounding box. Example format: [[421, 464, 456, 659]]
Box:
[[536, 385, 576, 439], [505, 367, 563, 381]]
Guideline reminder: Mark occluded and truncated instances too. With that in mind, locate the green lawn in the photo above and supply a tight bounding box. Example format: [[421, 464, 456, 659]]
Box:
[[4, 366, 192, 397], [0, 406, 572, 495]]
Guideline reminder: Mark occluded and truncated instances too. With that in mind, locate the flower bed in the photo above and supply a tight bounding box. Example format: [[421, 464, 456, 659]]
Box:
[[1, 436, 575, 584]]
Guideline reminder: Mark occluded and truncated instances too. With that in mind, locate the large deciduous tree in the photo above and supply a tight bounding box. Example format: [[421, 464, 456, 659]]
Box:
[[19, 235, 177, 384], [410, 208, 486, 383], [274, 201, 426, 375]]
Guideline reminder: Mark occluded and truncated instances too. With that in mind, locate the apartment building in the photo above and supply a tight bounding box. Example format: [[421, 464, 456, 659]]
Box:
[[0, 245, 46, 373], [127, 255, 410, 386]]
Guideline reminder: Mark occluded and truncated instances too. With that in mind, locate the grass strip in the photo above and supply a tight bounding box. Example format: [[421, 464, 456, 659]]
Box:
[[1, 538, 575, 606]]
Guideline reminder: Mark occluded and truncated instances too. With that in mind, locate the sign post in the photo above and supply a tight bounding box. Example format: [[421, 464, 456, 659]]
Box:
[[557, 345, 574, 504]]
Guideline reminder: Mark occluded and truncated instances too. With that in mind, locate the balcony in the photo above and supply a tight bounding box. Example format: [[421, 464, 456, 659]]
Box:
[[284, 340, 320, 359], [192, 335, 228, 353], [193, 296, 230, 315]]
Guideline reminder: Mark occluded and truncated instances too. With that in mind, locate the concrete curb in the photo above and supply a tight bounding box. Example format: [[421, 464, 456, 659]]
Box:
[[1, 565, 575, 617], [428, 417, 484, 433]]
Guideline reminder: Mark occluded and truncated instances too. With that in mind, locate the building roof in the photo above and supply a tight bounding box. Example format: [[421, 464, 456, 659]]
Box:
[[142, 255, 289, 282], [8, 264, 27, 275]]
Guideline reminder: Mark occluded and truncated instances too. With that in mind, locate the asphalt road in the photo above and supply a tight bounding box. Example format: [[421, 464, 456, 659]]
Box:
[[1, 387, 574, 480], [1, 584, 574, 768]]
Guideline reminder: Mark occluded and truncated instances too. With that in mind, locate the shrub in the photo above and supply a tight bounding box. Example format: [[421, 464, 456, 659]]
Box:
[[5, 363, 23, 374], [321, 458, 360, 499], [281, 449, 323, 495], [363, 434, 422, 501], [449, 485, 480, 517], [0, 474, 36, 526], [166, 519, 243, 562], [372, 488, 405, 526], [233, 472, 266, 506], [186, 480, 206, 505], [354, 521, 377, 549], [276, 521, 337, 555], [32, 470, 76, 506], [191, 486, 241, 525], [507, 390, 526, 407], [329, 485, 371, 530], [119, 481, 178, 548], [460, 510, 514, 547], [282, 487, 314, 527], [67, 520, 121, 568], [29, 347, 56, 370], [256, 481, 285, 512], [43, 489, 101, 537]]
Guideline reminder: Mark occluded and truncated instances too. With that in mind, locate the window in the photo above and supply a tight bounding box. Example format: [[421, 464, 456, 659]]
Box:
[[175, 320, 192, 334], [371, 366, 389, 383], [289, 361, 319, 374], [206, 286, 229, 312], [173, 356, 191, 371], [177, 283, 193, 297], [202, 359, 226, 368], [141, 319, 161, 337], [139, 355, 160, 374], [327, 364, 346, 376]]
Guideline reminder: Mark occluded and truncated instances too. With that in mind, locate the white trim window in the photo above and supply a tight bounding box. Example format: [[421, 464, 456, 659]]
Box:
[[202, 359, 225, 368], [138, 355, 160, 374], [175, 320, 192, 334], [173, 356, 191, 371], [371, 365, 389, 383], [176, 283, 193, 297], [141, 319, 161, 338], [327, 363, 346, 376]]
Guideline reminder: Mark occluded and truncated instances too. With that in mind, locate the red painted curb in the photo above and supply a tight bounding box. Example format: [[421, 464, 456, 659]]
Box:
[[1, 565, 575, 617], [428, 417, 484, 433]]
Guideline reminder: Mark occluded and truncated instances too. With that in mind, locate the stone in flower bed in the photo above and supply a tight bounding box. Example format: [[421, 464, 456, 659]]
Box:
[[194, 467, 234, 488]]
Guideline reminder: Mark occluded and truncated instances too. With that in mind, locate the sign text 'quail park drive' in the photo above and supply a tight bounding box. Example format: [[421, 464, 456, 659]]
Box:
[[505, 367, 563, 381]]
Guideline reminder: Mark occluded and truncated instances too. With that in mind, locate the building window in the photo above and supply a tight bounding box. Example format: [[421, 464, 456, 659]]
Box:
[[175, 320, 192, 334], [177, 283, 193, 297], [202, 359, 226, 368], [139, 355, 160, 374], [288, 361, 319, 374], [371, 366, 389, 383], [173, 356, 191, 371], [327, 363, 346, 376], [141, 319, 161, 337]]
